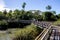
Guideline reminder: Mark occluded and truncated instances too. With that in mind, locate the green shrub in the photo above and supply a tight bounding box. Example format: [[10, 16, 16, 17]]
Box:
[[53, 19, 60, 26], [10, 23, 43, 40], [0, 20, 8, 30], [0, 20, 8, 25]]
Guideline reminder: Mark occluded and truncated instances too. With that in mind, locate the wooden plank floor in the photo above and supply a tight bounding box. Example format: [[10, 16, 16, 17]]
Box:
[[49, 29, 60, 40]]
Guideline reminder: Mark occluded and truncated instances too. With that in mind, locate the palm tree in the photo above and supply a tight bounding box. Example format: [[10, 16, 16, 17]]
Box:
[[46, 5, 51, 10], [22, 2, 26, 10]]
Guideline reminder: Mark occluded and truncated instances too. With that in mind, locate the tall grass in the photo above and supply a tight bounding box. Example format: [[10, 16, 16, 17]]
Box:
[[10, 23, 43, 40], [53, 19, 60, 26]]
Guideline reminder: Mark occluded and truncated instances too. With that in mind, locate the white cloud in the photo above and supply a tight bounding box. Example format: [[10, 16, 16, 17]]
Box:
[[0, 0, 10, 11]]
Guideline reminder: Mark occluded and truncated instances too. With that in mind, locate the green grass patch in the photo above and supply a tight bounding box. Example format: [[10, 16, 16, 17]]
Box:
[[53, 19, 60, 26], [9, 23, 43, 40]]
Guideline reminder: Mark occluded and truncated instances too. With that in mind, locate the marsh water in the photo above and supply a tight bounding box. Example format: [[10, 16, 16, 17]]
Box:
[[0, 31, 12, 40]]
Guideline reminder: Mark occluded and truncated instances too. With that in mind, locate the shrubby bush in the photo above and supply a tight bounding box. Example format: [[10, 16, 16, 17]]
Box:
[[0, 20, 8, 30], [10, 23, 43, 40], [53, 19, 60, 26], [42, 11, 57, 21], [0, 20, 8, 25]]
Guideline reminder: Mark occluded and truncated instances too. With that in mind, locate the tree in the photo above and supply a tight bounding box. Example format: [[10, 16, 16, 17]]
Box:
[[3, 9, 7, 15], [25, 11, 33, 20], [56, 14, 60, 19], [22, 2, 26, 10], [0, 11, 4, 20], [51, 15, 57, 21], [34, 10, 41, 15], [33, 10, 42, 20], [46, 5, 51, 10], [42, 11, 57, 21], [9, 10, 12, 13], [51, 11, 56, 14], [36, 15, 43, 21], [6, 10, 12, 19], [13, 9, 20, 19], [19, 11, 33, 20], [2, 10, 8, 20]]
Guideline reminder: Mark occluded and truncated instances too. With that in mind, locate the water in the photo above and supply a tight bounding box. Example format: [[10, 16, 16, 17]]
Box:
[[0, 32, 12, 40]]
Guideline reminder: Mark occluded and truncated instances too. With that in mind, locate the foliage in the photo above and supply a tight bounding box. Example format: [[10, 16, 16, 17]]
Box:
[[56, 14, 60, 19], [51, 11, 56, 14], [0, 11, 5, 20], [0, 9, 58, 23], [46, 5, 51, 10], [0, 20, 8, 25], [22, 2, 26, 10], [42, 11, 57, 21], [3, 10, 7, 15], [0, 4, 58, 21], [0, 3, 59, 29], [9, 23, 43, 40], [53, 19, 60, 26]]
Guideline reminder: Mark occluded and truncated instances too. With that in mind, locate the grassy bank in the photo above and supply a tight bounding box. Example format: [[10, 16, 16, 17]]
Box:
[[53, 19, 60, 26], [8, 23, 43, 40]]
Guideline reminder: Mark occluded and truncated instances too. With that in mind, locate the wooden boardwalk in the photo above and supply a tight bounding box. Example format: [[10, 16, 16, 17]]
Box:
[[49, 26, 60, 40]]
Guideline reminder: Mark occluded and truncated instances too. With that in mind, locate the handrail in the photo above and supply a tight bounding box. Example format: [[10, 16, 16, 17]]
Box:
[[35, 25, 52, 40], [40, 25, 52, 40], [35, 28, 46, 40]]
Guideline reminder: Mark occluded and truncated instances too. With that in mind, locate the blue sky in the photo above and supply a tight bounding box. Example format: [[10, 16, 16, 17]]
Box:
[[0, 0, 60, 14]]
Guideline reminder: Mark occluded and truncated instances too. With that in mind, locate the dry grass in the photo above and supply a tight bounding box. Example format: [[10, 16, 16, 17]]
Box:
[[8, 23, 43, 40]]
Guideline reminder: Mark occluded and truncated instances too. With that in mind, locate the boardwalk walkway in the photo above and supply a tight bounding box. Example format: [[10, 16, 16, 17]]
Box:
[[35, 21, 60, 40], [49, 26, 60, 40]]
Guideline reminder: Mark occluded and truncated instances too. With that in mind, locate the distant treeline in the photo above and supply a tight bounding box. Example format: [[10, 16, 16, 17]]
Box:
[[0, 2, 60, 30]]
